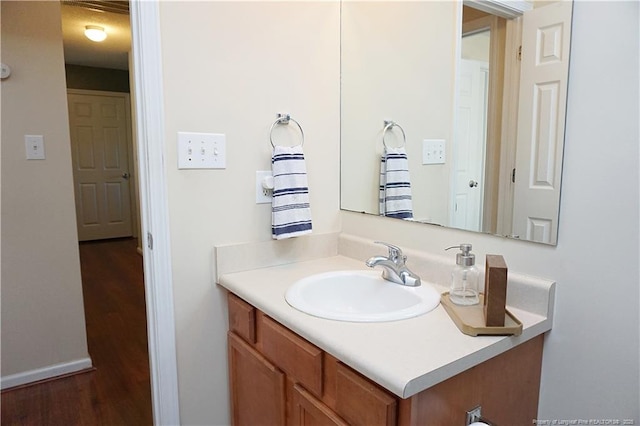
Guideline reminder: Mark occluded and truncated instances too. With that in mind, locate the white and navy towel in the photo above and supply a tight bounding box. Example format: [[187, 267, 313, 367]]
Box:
[[379, 146, 413, 219], [271, 145, 313, 240]]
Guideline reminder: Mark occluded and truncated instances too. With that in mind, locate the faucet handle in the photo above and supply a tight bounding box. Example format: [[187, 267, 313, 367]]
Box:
[[373, 241, 403, 262]]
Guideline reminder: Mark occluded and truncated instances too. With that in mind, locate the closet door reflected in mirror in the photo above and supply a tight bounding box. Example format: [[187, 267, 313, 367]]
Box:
[[340, 0, 573, 245]]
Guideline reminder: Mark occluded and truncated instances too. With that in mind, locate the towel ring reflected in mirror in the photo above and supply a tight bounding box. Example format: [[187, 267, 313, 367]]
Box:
[[270, 113, 305, 148], [382, 120, 406, 149]]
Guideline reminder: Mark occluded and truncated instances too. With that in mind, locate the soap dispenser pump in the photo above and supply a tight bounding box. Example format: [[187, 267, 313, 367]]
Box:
[[445, 244, 480, 306]]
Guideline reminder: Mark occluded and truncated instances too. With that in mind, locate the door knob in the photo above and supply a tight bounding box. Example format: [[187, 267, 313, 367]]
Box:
[[469, 180, 478, 188], [122, 172, 130, 180]]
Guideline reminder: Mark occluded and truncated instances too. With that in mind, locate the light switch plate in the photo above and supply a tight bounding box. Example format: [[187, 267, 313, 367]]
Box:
[[422, 139, 445, 165], [25, 135, 45, 160], [177, 132, 226, 169]]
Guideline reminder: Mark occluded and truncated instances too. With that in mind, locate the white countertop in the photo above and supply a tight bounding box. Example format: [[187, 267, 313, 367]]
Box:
[[217, 253, 552, 399]]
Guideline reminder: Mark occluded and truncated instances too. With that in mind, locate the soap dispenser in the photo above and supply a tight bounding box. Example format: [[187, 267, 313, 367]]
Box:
[[445, 244, 480, 306]]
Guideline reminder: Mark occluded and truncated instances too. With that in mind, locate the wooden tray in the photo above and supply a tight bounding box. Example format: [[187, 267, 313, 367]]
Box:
[[441, 293, 522, 337]]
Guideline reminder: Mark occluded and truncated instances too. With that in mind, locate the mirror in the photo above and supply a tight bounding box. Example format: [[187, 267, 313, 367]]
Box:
[[340, 0, 573, 245]]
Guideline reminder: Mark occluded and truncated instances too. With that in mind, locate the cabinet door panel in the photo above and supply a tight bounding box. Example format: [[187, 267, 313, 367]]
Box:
[[228, 332, 286, 426], [335, 363, 397, 426], [292, 384, 348, 426], [260, 313, 323, 396]]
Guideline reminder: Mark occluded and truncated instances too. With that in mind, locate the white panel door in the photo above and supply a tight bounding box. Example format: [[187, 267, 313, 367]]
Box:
[[68, 91, 133, 241], [512, 1, 572, 244], [452, 58, 489, 231]]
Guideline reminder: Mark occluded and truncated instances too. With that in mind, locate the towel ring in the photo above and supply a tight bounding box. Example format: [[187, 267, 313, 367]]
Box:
[[270, 113, 305, 148], [382, 120, 406, 149]]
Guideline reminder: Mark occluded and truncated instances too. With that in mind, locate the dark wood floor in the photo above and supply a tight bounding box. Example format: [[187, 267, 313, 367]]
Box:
[[1, 238, 153, 426]]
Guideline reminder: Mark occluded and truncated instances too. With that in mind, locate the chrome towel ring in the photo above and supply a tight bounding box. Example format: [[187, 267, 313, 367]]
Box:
[[382, 120, 406, 149], [270, 113, 305, 148]]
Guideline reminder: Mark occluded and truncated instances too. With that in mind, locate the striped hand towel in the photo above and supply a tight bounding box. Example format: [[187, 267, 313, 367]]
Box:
[[379, 146, 413, 219], [271, 145, 313, 239]]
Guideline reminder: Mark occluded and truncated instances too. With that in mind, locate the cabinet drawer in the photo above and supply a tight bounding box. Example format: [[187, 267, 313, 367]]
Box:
[[228, 292, 256, 344], [259, 313, 323, 397], [335, 363, 397, 426]]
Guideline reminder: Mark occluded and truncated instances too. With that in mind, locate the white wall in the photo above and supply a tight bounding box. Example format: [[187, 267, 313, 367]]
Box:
[[342, 1, 639, 421], [0, 1, 90, 382], [157, 2, 340, 424]]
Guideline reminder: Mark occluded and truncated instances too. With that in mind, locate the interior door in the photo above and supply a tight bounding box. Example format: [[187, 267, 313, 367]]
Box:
[[511, 1, 572, 244], [452, 58, 489, 231], [68, 90, 133, 241]]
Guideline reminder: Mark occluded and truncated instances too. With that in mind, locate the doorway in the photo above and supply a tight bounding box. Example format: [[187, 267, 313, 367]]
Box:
[[68, 89, 135, 241], [451, 6, 507, 234], [61, 1, 153, 421], [451, 31, 490, 232]]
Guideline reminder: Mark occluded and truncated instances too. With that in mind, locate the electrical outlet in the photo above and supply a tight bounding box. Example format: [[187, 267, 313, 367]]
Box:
[[465, 406, 483, 425], [177, 132, 226, 169], [256, 171, 273, 204]]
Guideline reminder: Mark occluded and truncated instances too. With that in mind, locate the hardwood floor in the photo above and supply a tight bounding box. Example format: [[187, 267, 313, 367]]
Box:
[[1, 238, 153, 425]]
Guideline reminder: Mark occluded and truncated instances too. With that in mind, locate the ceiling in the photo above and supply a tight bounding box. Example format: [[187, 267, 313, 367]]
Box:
[[61, 1, 131, 70]]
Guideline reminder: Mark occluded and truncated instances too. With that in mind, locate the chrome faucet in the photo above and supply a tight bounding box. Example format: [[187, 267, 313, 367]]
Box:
[[366, 242, 421, 287]]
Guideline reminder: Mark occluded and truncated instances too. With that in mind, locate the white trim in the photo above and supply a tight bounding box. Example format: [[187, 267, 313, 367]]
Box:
[[130, 1, 181, 425], [1, 357, 93, 390], [464, 0, 533, 19]]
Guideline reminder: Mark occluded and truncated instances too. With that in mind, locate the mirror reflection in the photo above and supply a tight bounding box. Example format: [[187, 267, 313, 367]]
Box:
[[340, 0, 573, 245]]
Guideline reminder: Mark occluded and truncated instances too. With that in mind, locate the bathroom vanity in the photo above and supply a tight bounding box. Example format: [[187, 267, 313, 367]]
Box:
[[217, 234, 555, 425]]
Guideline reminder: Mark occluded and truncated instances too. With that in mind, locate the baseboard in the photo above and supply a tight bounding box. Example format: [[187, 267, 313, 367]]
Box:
[[1, 357, 93, 390]]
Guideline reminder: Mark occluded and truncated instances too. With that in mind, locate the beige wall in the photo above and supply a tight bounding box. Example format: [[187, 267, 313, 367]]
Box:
[[1, 1, 90, 379], [340, 1, 457, 224], [158, 2, 340, 423]]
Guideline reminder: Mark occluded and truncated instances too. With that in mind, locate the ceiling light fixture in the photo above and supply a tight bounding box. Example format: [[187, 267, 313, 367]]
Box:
[[84, 25, 107, 42]]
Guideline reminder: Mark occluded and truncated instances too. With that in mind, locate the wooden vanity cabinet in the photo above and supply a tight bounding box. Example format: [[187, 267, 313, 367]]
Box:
[[227, 292, 543, 426], [228, 332, 286, 425]]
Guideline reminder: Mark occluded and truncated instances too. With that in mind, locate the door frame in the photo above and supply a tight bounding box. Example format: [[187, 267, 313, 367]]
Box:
[[130, 1, 181, 424], [67, 89, 139, 241]]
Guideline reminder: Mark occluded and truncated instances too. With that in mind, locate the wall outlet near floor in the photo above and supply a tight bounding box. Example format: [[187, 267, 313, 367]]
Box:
[[177, 132, 226, 169]]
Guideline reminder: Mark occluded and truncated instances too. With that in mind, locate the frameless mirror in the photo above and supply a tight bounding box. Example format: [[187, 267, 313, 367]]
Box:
[[340, 0, 573, 245]]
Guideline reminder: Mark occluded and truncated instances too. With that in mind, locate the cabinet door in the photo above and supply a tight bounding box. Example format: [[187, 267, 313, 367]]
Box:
[[335, 363, 397, 426], [292, 383, 348, 426], [259, 313, 323, 397], [228, 332, 286, 426]]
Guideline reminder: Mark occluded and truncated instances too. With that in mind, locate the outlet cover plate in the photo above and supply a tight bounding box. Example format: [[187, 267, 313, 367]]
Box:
[[256, 171, 273, 204], [178, 132, 226, 169]]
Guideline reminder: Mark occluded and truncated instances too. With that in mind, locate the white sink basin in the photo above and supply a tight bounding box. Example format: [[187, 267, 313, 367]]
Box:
[[285, 270, 440, 322]]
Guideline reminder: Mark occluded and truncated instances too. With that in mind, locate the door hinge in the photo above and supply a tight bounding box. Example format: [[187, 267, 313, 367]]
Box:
[[147, 232, 154, 250], [511, 168, 516, 183], [517, 45, 522, 61]]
